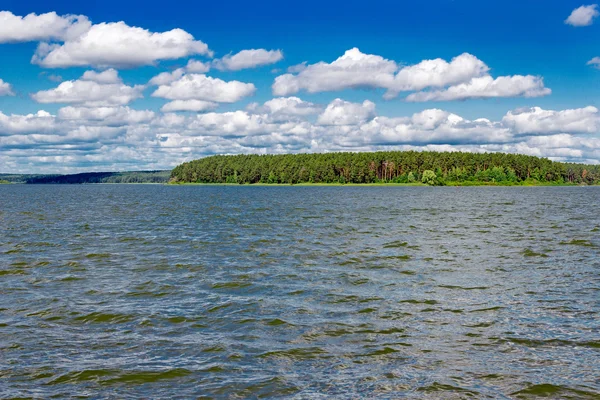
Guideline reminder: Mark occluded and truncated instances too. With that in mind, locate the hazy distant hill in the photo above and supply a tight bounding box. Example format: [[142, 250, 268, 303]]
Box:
[[0, 171, 170, 184]]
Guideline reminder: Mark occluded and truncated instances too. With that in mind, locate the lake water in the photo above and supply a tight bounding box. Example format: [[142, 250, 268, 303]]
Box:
[[1, 185, 599, 399]]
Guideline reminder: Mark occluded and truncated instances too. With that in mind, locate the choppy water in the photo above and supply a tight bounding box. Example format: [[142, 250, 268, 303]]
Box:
[[1, 185, 599, 399]]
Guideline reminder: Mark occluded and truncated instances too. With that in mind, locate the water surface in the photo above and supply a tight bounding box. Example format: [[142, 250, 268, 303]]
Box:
[[1, 185, 599, 398]]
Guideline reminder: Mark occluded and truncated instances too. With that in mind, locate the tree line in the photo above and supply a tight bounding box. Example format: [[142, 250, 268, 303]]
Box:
[[0, 171, 171, 184], [170, 151, 600, 185]]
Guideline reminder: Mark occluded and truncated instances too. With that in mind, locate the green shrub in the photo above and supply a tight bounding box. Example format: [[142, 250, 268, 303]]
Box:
[[421, 170, 437, 186]]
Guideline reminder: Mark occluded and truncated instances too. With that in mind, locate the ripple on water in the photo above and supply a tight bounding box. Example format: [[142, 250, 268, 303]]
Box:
[[46, 368, 193, 386], [72, 312, 137, 324], [1, 185, 599, 398], [259, 347, 330, 360], [511, 384, 600, 399]]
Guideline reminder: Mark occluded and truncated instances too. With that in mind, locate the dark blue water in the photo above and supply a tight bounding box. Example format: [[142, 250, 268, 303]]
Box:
[[1, 185, 599, 399]]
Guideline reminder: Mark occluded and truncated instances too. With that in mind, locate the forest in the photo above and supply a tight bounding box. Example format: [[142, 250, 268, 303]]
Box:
[[0, 171, 170, 184], [170, 151, 600, 185]]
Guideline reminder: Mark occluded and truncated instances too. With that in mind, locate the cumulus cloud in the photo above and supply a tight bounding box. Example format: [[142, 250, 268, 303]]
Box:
[[1, 11, 213, 69], [151, 74, 256, 103], [272, 48, 548, 101], [32, 21, 212, 68], [565, 4, 599, 26], [502, 106, 600, 134], [186, 59, 210, 73], [213, 49, 283, 71], [31, 70, 144, 106], [287, 62, 308, 73], [273, 48, 397, 96], [0, 79, 14, 96], [354, 111, 510, 146], [149, 68, 186, 86], [148, 60, 211, 87], [0, 110, 55, 136], [3, 94, 600, 172], [187, 111, 275, 137], [250, 97, 322, 118], [385, 53, 489, 98], [160, 100, 218, 112], [58, 106, 155, 125], [151, 111, 277, 138], [81, 68, 121, 84], [406, 75, 550, 102], [587, 57, 600, 68], [317, 99, 376, 126], [0, 11, 90, 43]]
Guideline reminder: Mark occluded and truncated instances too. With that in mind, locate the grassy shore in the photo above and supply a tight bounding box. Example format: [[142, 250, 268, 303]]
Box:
[[169, 181, 425, 186], [168, 181, 593, 187]]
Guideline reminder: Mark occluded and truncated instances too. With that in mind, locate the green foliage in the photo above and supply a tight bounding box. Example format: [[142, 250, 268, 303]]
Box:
[[421, 170, 437, 185], [169, 151, 600, 185]]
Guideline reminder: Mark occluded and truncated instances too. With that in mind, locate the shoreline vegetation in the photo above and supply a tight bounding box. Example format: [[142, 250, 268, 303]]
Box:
[[170, 151, 600, 186], [0, 171, 170, 184], [2, 151, 599, 186], [169, 181, 591, 187]]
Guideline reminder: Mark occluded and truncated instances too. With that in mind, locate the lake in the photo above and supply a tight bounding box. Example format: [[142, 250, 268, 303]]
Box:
[[1, 185, 599, 398]]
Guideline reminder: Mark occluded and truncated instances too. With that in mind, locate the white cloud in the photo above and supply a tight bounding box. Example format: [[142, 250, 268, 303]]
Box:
[[0, 11, 90, 43], [81, 68, 121, 84], [186, 59, 210, 73], [272, 49, 490, 97], [32, 21, 212, 68], [0, 79, 14, 96], [273, 48, 397, 96], [317, 99, 376, 126], [502, 106, 600, 134], [0, 110, 55, 135], [165, 111, 276, 137], [587, 57, 600, 68], [385, 53, 489, 98], [287, 62, 308, 73], [214, 49, 283, 71], [62, 125, 125, 142], [148, 60, 210, 86], [58, 106, 155, 125], [406, 75, 550, 102], [272, 48, 546, 102], [160, 100, 218, 112], [565, 4, 599, 26], [259, 97, 322, 117], [32, 70, 144, 106], [1, 11, 213, 70], [352, 111, 511, 146], [149, 68, 186, 86], [410, 108, 460, 130], [2, 99, 600, 173], [151, 74, 255, 103]]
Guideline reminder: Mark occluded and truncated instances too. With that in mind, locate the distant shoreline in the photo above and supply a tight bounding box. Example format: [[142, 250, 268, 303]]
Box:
[[168, 181, 595, 187], [171, 151, 600, 186], [2, 182, 596, 187], [0, 171, 170, 184]]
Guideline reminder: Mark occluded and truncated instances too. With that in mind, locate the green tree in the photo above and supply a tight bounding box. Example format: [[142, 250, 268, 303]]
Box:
[[421, 170, 437, 185]]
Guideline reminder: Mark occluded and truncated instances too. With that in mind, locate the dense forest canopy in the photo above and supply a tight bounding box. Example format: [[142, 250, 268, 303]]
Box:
[[0, 171, 170, 184], [171, 151, 600, 185]]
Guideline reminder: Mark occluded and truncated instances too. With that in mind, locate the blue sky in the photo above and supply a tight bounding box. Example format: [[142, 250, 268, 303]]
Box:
[[1, 0, 600, 173]]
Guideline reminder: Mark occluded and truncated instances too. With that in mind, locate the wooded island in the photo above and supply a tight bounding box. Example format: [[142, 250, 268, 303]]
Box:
[[170, 151, 600, 185]]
